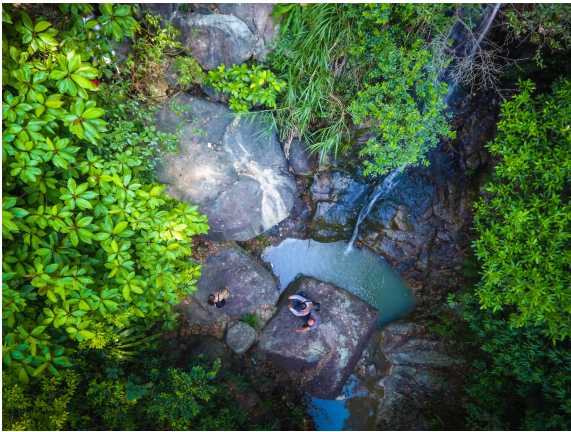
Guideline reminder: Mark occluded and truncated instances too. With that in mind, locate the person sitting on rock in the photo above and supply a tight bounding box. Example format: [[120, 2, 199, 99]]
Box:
[[288, 292, 314, 316], [296, 308, 322, 333], [207, 286, 230, 309]]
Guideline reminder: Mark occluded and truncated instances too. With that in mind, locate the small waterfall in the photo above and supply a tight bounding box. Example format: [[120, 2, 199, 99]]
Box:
[[346, 166, 406, 251]]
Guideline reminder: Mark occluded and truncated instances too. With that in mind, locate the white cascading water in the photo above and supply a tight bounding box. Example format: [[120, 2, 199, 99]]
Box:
[[346, 165, 406, 251]]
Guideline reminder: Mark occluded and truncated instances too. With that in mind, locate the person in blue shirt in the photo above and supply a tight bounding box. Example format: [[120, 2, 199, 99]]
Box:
[[288, 292, 322, 332]]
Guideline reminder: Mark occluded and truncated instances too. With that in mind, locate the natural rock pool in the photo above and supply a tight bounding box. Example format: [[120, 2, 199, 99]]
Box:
[[262, 238, 417, 329], [263, 238, 418, 430]]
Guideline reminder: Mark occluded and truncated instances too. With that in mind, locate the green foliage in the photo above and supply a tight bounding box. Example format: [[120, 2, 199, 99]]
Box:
[[461, 79, 571, 429], [2, 3, 208, 388], [3, 345, 258, 431], [173, 55, 206, 87], [504, 4, 571, 67], [206, 63, 286, 114], [242, 313, 259, 330], [266, 3, 455, 176], [471, 78, 571, 341]]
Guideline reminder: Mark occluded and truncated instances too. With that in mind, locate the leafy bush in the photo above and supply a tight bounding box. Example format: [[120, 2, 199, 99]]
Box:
[[2, 346, 260, 431], [173, 56, 206, 87], [460, 78, 571, 429], [2, 3, 208, 387], [504, 4, 571, 67], [206, 63, 286, 114], [266, 3, 455, 176]]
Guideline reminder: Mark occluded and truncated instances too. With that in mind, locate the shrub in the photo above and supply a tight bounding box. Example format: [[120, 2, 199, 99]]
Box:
[[461, 78, 571, 429], [206, 63, 286, 114], [2, 345, 260, 431], [266, 3, 455, 176], [2, 3, 208, 387], [173, 56, 206, 87]]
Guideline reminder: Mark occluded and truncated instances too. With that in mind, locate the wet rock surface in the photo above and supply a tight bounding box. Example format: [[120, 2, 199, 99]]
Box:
[[375, 319, 463, 430], [174, 245, 279, 326], [258, 277, 380, 400], [283, 138, 318, 176], [310, 169, 372, 242], [266, 177, 314, 240], [154, 94, 296, 241], [355, 90, 499, 304]]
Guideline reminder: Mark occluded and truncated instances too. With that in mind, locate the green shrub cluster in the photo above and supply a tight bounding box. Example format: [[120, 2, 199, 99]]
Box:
[[206, 63, 286, 114], [2, 3, 208, 386], [459, 79, 571, 429], [264, 3, 457, 176], [2, 346, 263, 431]]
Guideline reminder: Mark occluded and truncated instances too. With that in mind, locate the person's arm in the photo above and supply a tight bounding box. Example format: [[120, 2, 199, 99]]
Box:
[[288, 304, 313, 316], [296, 326, 311, 333], [288, 295, 308, 302]]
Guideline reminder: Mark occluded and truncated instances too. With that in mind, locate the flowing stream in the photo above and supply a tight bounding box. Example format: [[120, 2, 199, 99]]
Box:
[[346, 166, 406, 251]]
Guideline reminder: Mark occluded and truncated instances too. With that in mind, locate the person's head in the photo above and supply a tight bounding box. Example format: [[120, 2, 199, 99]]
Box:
[[307, 318, 316, 326], [207, 293, 216, 306], [299, 302, 308, 311]]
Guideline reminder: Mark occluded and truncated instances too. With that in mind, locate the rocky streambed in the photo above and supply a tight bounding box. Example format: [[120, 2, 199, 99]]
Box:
[[135, 3, 501, 430]]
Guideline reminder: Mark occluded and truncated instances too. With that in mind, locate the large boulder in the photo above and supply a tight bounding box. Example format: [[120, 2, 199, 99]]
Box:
[[258, 277, 380, 400], [215, 3, 281, 61], [173, 13, 257, 71], [310, 169, 372, 242], [154, 94, 296, 241], [175, 245, 280, 325]]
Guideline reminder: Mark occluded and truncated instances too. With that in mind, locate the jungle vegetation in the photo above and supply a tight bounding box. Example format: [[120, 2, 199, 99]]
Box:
[[2, 2, 571, 431]]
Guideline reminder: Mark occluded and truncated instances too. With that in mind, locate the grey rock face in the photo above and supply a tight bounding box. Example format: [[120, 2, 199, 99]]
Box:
[[190, 3, 213, 14], [226, 321, 257, 355], [215, 3, 281, 61], [310, 169, 373, 242], [284, 138, 318, 175], [258, 277, 380, 400], [375, 319, 461, 430], [154, 94, 296, 241], [112, 38, 134, 64], [172, 13, 257, 71], [176, 245, 279, 325], [184, 335, 233, 377], [266, 177, 314, 239]]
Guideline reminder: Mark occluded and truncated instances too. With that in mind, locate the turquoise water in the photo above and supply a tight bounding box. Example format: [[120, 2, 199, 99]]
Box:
[[262, 238, 417, 328]]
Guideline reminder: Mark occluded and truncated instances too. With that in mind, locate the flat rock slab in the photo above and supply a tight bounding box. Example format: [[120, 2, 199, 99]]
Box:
[[154, 94, 296, 241], [258, 277, 380, 400], [176, 245, 279, 325], [226, 321, 257, 355]]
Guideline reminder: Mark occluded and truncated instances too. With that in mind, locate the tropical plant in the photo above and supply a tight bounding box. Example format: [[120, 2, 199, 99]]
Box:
[[2, 3, 208, 387], [459, 78, 571, 429], [266, 3, 455, 176], [242, 313, 259, 330], [2, 345, 261, 431], [206, 63, 286, 114]]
